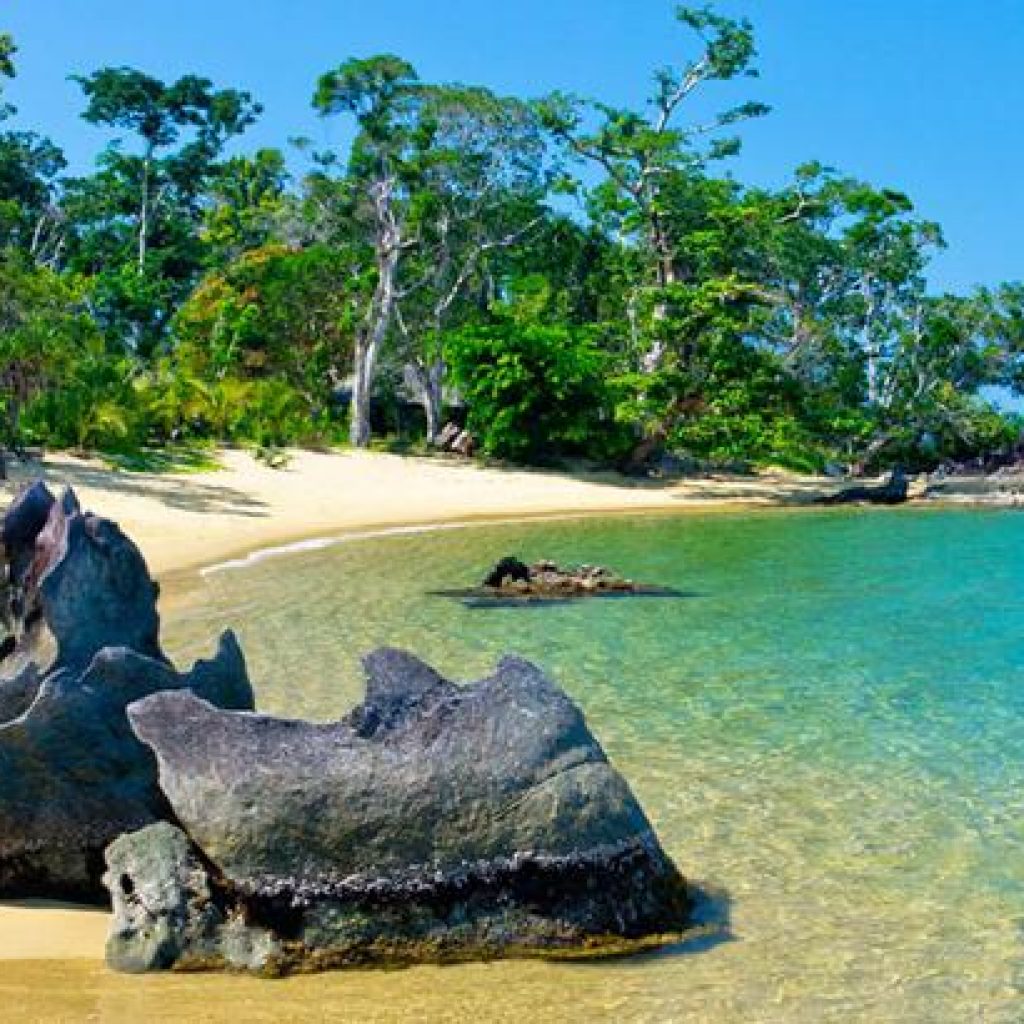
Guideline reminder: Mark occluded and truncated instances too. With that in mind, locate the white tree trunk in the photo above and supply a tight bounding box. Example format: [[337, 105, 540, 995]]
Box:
[[349, 177, 403, 448], [412, 359, 444, 444], [138, 147, 152, 274]]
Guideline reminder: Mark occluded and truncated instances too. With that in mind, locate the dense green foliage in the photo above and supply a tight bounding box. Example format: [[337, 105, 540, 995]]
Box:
[[1, 8, 1022, 473], [448, 299, 619, 463]]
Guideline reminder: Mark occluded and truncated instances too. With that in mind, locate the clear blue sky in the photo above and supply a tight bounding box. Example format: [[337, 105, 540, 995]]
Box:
[[4, 0, 1022, 292]]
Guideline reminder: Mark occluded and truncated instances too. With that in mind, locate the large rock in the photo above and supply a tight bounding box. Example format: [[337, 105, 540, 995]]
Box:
[[0, 483, 255, 900], [114, 649, 690, 974]]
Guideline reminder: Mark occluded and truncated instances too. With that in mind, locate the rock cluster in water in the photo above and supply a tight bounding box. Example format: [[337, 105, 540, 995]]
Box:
[[0, 482, 254, 900], [0, 480, 691, 973], [437, 556, 682, 605]]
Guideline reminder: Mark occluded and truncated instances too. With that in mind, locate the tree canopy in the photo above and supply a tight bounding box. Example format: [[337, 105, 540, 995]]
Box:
[[0, 4, 1020, 474]]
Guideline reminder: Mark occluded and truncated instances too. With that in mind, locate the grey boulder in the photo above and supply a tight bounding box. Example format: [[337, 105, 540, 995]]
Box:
[[115, 649, 690, 974]]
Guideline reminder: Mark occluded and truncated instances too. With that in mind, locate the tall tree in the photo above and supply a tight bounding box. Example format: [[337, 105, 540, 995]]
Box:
[[67, 68, 261, 352], [537, 4, 768, 368], [391, 86, 547, 441], [313, 55, 419, 447], [313, 57, 548, 445]]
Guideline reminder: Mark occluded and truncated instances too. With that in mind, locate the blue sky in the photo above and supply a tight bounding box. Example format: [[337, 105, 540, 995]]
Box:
[[4, 1, 1022, 292]]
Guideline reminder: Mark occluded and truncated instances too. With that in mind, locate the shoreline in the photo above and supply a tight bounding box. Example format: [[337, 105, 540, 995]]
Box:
[[0, 447, 845, 580]]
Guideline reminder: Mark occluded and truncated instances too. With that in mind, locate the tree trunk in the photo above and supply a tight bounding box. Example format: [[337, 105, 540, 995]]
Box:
[[349, 257, 398, 448], [644, 214, 678, 372], [411, 359, 444, 445], [349, 177, 402, 449], [349, 348, 373, 449], [138, 147, 152, 274]]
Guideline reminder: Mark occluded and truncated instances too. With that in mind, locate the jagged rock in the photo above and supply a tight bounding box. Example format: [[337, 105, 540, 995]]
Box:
[[0, 482, 255, 900], [113, 649, 690, 974], [817, 467, 910, 506]]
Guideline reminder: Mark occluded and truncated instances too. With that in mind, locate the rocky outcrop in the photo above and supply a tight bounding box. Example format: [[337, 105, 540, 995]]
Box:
[[439, 558, 682, 605], [0, 481, 690, 968], [817, 467, 910, 506], [0, 483, 255, 900], [109, 649, 690, 974]]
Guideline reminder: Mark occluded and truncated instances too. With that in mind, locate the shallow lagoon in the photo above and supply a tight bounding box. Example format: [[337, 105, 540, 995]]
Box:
[[6, 508, 1023, 1021]]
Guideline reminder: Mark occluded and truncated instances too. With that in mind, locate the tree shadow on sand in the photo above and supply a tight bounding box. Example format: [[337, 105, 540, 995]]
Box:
[[9, 455, 270, 519]]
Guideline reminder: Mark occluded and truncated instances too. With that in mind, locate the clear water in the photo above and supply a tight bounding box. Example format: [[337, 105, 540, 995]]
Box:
[[6, 508, 1023, 1022]]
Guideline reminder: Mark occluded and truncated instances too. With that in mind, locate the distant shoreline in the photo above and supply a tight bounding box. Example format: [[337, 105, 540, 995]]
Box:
[[0, 446, 1016, 589]]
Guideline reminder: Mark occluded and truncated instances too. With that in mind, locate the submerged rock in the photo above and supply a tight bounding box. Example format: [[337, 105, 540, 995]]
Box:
[[112, 649, 690, 974], [0, 483, 255, 900]]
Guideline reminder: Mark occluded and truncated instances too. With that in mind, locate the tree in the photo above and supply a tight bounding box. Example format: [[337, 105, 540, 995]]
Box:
[[391, 85, 548, 441], [67, 68, 261, 352], [0, 131, 67, 262], [537, 3, 768, 368], [447, 281, 618, 462], [0, 34, 68, 264], [202, 148, 289, 263], [313, 55, 420, 446], [0, 254, 101, 465], [313, 57, 548, 445], [173, 242, 356, 413]]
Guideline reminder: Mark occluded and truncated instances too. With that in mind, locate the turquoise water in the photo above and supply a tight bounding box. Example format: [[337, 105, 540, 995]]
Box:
[[156, 507, 1023, 1022]]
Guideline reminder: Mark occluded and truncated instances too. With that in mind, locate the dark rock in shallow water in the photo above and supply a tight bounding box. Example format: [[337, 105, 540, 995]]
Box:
[[481, 556, 531, 589], [441, 558, 683, 606], [0, 482, 255, 901], [114, 649, 690, 974]]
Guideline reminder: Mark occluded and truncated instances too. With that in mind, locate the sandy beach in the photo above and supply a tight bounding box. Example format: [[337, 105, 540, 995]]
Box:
[[0, 447, 840, 578]]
